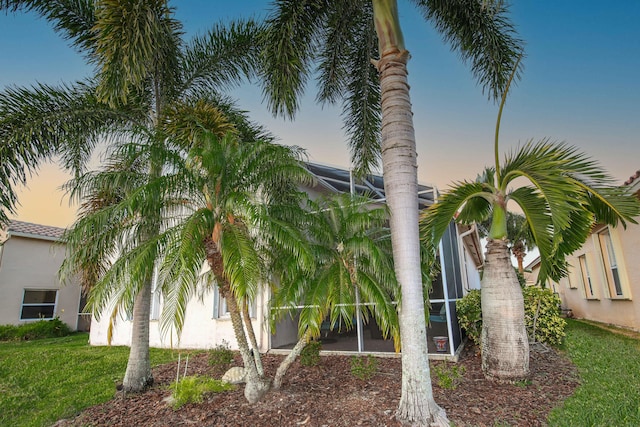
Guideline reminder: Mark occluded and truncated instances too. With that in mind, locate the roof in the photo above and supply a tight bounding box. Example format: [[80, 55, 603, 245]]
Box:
[[624, 170, 640, 186], [5, 220, 66, 242], [305, 162, 436, 208]]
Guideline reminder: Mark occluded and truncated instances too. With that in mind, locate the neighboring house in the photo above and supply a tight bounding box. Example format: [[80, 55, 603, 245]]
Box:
[[527, 170, 640, 332], [90, 163, 483, 357], [0, 220, 88, 331]]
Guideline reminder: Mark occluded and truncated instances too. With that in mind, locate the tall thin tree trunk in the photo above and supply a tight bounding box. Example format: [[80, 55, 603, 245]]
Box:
[[122, 279, 153, 392], [273, 331, 311, 390], [372, 1, 447, 425], [242, 299, 264, 376], [481, 239, 529, 381]]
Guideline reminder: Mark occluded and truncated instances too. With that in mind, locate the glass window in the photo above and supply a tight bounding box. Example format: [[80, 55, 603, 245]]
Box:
[[578, 255, 595, 299], [597, 228, 624, 297], [21, 289, 57, 320]]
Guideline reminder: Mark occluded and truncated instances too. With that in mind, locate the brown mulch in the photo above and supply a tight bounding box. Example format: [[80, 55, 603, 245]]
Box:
[[55, 344, 579, 427]]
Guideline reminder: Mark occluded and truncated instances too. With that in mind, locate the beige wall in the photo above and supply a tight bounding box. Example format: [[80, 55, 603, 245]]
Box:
[[541, 221, 640, 332], [0, 235, 82, 330]]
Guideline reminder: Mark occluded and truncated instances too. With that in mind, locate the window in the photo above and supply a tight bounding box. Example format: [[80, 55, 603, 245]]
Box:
[[21, 290, 57, 320], [578, 255, 596, 299], [150, 266, 161, 321], [213, 287, 256, 319], [597, 228, 624, 297]]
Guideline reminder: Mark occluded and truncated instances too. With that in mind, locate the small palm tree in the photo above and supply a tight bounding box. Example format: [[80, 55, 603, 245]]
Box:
[[153, 131, 313, 404], [270, 193, 400, 388], [420, 64, 640, 382]]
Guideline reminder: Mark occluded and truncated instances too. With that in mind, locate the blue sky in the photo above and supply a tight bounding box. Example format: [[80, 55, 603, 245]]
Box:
[[1, 1, 639, 226]]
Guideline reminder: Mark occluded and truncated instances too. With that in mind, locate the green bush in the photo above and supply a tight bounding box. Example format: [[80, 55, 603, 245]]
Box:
[[350, 355, 378, 380], [0, 318, 72, 341], [523, 286, 566, 345], [169, 375, 233, 409], [456, 287, 566, 346], [208, 341, 234, 368], [300, 340, 321, 366], [456, 290, 482, 345]]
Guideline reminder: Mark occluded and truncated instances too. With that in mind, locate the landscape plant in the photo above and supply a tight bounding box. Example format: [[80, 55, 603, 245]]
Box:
[[168, 375, 233, 410], [0, 318, 71, 341], [350, 355, 379, 381], [422, 60, 640, 382], [457, 288, 566, 347], [261, 1, 523, 423]]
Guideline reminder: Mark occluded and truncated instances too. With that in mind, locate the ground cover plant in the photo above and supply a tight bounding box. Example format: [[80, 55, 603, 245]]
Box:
[[0, 333, 176, 427]]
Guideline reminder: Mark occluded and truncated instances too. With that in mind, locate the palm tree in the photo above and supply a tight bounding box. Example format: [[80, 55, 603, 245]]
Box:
[[478, 211, 535, 274], [2, 0, 265, 392], [261, 1, 523, 423], [270, 193, 400, 388], [141, 131, 313, 403], [420, 66, 640, 382]]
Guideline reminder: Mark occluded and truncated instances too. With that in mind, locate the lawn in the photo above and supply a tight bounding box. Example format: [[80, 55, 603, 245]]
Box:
[[0, 333, 177, 427], [548, 319, 640, 426]]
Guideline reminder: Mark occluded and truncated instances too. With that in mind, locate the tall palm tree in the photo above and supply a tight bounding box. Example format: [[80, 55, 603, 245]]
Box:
[[261, 1, 523, 423], [420, 67, 640, 382], [2, 0, 265, 392]]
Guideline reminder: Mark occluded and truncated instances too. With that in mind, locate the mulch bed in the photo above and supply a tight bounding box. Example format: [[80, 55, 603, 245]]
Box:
[[55, 344, 579, 426]]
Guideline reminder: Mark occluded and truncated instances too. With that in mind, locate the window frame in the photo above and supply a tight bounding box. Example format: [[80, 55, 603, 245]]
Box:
[[20, 289, 58, 321], [596, 226, 628, 299], [578, 254, 597, 300]]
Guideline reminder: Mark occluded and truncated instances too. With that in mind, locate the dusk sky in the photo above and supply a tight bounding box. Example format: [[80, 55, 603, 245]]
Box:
[[1, 1, 639, 228]]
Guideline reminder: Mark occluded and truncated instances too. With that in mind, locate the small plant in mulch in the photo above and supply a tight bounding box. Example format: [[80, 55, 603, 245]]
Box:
[[208, 340, 234, 373], [432, 362, 466, 390], [300, 340, 322, 367], [350, 355, 378, 380], [168, 375, 234, 409]]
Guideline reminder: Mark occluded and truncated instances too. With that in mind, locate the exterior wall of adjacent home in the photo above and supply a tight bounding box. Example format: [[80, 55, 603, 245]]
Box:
[[0, 235, 82, 330], [527, 180, 640, 332]]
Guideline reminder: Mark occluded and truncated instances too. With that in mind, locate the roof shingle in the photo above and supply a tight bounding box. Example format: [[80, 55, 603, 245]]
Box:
[[7, 220, 65, 241]]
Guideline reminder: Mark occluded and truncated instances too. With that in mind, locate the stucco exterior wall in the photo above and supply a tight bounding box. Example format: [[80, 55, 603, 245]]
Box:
[[0, 236, 82, 329], [89, 286, 269, 351]]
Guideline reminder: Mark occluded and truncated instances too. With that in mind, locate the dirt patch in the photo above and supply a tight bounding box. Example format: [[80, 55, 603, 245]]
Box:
[[55, 344, 578, 426]]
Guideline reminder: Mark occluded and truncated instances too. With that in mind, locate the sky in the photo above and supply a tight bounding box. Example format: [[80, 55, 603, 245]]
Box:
[[1, 1, 639, 228]]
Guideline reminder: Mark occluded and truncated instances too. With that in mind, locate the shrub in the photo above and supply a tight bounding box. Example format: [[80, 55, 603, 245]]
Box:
[[169, 375, 233, 409], [300, 340, 321, 367], [350, 355, 378, 381], [0, 318, 72, 341], [456, 290, 482, 345], [456, 287, 566, 346], [523, 286, 566, 345], [208, 341, 234, 368]]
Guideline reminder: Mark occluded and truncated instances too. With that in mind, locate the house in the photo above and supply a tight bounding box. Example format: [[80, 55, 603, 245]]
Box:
[[527, 170, 640, 332], [89, 163, 483, 357], [0, 220, 88, 331]]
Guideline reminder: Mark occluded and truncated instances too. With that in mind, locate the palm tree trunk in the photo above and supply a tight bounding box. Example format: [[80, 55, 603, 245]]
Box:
[[272, 330, 311, 390], [481, 239, 530, 381], [122, 279, 153, 392], [372, 1, 447, 425], [241, 299, 264, 376]]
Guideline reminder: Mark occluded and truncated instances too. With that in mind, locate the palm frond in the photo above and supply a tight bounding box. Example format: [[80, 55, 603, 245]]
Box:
[[416, 0, 524, 101]]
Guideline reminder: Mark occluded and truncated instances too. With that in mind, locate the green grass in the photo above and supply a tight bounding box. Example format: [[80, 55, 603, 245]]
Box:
[[548, 319, 640, 426], [0, 333, 177, 427]]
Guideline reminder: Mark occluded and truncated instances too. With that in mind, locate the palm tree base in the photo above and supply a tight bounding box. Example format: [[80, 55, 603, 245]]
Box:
[[480, 239, 530, 382]]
